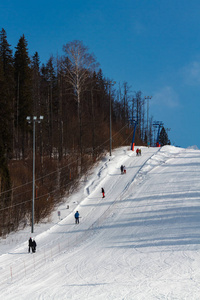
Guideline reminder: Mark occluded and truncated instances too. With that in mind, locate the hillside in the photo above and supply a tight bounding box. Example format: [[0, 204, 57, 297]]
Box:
[[1, 145, 200, 299]]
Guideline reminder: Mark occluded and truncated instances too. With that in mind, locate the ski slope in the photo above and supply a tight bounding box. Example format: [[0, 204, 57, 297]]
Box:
[[1, 145, 200, 299]]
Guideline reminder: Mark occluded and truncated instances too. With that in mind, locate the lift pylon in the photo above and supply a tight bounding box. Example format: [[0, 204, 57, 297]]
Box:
[[153, 121, 164, 147]]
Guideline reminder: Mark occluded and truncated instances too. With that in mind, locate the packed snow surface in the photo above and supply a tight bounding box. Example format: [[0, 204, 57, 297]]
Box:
[[1, 146, 200, 299]]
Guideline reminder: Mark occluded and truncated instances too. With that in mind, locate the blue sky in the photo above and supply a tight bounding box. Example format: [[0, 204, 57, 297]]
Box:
[[1, 0, 200, 148]]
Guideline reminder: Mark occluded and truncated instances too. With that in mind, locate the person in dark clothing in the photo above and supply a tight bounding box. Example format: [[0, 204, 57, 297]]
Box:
[[28, 237, 33, 253], [32, 239, 37, 253], [74, 211, 80, 224], [101, 187, 105, 198], [120, 165, 124, 174]]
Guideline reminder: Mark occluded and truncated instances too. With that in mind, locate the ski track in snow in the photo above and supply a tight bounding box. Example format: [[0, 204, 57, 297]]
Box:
[[1, 146, 200, 299]]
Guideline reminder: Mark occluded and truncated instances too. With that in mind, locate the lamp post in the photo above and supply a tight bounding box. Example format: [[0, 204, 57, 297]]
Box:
[[106, 80, 116, 156], [26, 115, 44, 233], [144, 96, 152, 147]]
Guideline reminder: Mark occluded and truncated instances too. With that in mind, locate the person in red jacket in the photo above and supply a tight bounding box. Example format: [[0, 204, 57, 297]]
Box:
[[101, 187, 105, 198]]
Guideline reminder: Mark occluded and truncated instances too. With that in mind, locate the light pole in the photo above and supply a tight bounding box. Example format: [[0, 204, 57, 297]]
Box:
[[26, 115, 44, 233], [144, 96, 152, 147], [106, 80, 116, 156]]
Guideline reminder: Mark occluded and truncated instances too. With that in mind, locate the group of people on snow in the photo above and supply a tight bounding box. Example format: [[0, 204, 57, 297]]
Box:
[[28, 237, 37, 253], [32, 151, 136, 230], [136, 148, 141, 156], [120, 165, 126, 174], [27, 146, 144, 246], [28, 152, 139, 245]]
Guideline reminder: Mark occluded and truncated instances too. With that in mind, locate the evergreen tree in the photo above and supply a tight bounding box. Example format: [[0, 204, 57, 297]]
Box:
[[32, 52, 41, 115], [41, 56, 57, 157], [159, 127, 170, 146], [0, 28, 14, 156], [0, 28, 14, 79], [0, 59, 11, 207], [14, 34, 32, 158], [0, 28, 12, 202]]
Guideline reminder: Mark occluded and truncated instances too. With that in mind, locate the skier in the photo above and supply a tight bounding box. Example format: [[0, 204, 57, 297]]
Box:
[[136, 148, 139, 156], [101, 187, 105, 198], [28, 237, 33, 253], [120, 165, 124, 174], [32, 239, 37, 253], [123, 165, 126, 174], [74, 211, 80, 224]]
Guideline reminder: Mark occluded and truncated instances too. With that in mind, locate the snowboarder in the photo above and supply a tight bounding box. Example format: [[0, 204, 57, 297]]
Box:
[[32, 239, 37, 253], [120, 165, 124, 174], [74, 211, 80, 224], [28, 237, 33, 253], [101, 187, 105, 198]]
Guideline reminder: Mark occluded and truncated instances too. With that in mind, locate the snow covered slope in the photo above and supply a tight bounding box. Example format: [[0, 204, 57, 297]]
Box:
[[1, 146, 200, 299]]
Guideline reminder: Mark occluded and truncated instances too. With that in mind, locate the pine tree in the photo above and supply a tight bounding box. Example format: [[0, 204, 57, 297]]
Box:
[[41, 56, 57, 157], [0, 28, 14, 156], [14, 34, 32, 158], [159, 127, 170, 146], [0, 28, 12, 203], [0, 28, 14, 79], [32, 52, 41, 115]]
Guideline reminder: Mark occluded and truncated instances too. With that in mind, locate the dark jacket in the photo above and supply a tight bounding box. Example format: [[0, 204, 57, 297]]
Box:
[[29, 238, 33, 247], [75, 211, 79, 219], [32, 240, 37, 253]]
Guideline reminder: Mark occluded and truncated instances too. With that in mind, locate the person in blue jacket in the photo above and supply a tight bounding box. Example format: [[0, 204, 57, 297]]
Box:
[[74, 211, 80, 224]]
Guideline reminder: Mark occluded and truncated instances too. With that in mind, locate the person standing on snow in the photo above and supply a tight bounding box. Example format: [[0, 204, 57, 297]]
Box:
[[123, 166, 126, 174], [32, 239, 37, 253], [120, 165, 124, 174], [28, 237, 33, 253], [74, 211, 80, 224], [101, 187, 105, 198]]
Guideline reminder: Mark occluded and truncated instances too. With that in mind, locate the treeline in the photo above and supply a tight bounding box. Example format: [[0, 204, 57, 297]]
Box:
[[0, 28, 168, 236]]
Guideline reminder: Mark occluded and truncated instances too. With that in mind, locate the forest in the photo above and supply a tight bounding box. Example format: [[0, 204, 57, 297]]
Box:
[[0, 28, 170, 236]]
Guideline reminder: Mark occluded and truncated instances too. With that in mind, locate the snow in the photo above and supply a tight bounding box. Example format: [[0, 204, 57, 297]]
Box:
[[1, 145, 200, 299]]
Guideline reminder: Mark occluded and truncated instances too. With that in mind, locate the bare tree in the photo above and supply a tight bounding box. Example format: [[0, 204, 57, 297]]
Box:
[[62, 40, 98, 157]]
